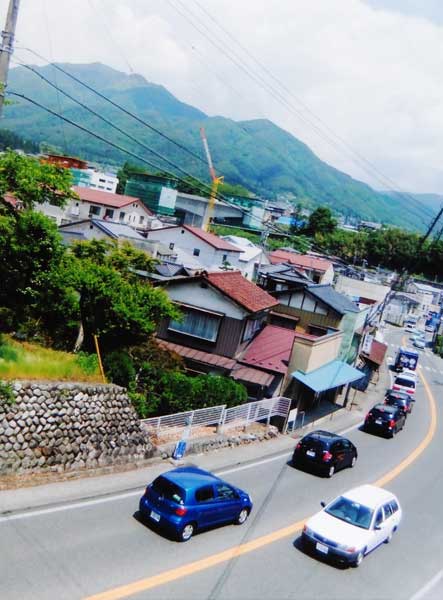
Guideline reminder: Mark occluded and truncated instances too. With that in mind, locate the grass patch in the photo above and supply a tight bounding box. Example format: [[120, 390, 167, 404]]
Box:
[[0, 336, 102, 382]]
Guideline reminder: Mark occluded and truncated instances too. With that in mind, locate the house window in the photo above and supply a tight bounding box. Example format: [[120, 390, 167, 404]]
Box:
[[89, 205, 101, 216], [99, 178, 106, 183], [222, 254, 227, 262], [193, 248, 200, 256], [104, 209, 114, 219], [169, 308, 221, 342], [119, 211, 126, 222], [139, 216, 145, 224], [243, 317, 263, 341], [169, 242, 175, 250], [98, 185, 105, 190]]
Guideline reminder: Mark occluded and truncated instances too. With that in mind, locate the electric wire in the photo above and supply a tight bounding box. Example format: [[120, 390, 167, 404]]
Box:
[[167, 0, 431, 228]]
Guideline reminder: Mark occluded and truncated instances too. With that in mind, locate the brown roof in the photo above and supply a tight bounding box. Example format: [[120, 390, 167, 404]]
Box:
[[362, 339, 388, 366], [231, 365, 275, 387], [72, 186, 152, 214], [156, 339, 236, 369], [269, 250, 332, 272], [206, 271, 279, 313], [241, 325, 296, 374]]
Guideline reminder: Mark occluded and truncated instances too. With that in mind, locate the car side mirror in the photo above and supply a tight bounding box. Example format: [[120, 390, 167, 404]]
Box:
[[374, 525, 382, 530], [320, 501, 326, 508]]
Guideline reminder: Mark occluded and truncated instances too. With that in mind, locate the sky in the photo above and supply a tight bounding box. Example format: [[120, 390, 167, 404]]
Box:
[[2, 0, 443, 195]]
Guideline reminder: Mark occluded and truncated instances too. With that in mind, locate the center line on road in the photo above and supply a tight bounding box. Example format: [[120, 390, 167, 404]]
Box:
[[83, 371, 438, 600]]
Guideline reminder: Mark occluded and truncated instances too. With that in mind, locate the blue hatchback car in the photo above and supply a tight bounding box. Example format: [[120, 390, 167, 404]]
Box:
[[139, 466, 253, 541]]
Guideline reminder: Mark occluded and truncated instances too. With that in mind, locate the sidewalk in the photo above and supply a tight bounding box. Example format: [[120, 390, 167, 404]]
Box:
[[0, 354, 391, 516]]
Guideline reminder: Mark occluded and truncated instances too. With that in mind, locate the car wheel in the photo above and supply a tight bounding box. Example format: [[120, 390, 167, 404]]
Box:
[[384, 530, 393, 544], [236, 508, 249, 525], [353, 550, 365, 567], [350, 455, 357, 468], [179, 522, 195, 542], [327, 465, 335, 478]]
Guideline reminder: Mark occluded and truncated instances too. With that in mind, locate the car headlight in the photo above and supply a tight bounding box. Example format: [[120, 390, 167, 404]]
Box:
[[303, 524, 314, 537], [337, 543, 358, 553]]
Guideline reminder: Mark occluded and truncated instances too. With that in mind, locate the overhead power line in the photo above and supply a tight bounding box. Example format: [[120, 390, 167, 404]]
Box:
[[168, 0, 430, 227], [16, 45, 207, 168]]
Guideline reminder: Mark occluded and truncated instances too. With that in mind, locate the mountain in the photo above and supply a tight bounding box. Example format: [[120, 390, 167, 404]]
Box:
[[3, 62, 437, 231]]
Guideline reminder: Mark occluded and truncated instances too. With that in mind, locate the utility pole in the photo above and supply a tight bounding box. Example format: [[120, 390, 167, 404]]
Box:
[[0, 0, 20, 118]]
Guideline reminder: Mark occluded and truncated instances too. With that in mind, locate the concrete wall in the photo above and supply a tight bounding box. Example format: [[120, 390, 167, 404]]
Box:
[[287, 331, 342, 376], [334, 276, 390, 304], [0, 382, 152, 475]]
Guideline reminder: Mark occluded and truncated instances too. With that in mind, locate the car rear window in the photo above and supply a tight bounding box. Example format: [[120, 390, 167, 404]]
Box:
[[301, 437, 328, 450], [151, 476, 186, 504], [395, 377, 415, 389]]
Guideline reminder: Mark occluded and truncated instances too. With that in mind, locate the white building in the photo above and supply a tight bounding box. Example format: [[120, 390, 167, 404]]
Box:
[[37, 186, 157, 230], [220, 235, 269, 279], [87, 169, 119, 194], [145, 225, 242, 272]]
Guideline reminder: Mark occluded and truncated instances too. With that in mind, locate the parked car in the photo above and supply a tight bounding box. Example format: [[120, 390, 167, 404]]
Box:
[[384, 390, 413, 415], [413, 338, 426, 349], [292, 430, 357, 478], [364, 403, 406, 437], [392, 372, 416, 396], [138, 466, 253, 541], [301, 484, 402, 567]]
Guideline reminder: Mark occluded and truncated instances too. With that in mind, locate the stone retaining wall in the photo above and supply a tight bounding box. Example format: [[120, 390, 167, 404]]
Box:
[[0, 382, 153, 475]]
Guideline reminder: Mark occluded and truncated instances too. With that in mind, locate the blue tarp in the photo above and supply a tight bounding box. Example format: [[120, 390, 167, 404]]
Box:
[[292, 360, 365, 393]]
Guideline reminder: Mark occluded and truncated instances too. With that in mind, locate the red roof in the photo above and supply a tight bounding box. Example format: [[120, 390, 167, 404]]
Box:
[[72, 186, 152, 214], [231, 365, 275, 387], [269, 250, 332, 272], [184, 225, 242, 252], [206, 271, 278, 313], [241, 325, 297, 373], [156, 339, 236, 369], [3, 192, 20, 208]]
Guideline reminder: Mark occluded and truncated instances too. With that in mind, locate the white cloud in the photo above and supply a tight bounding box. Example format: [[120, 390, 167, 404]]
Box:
[[2, 0, 443, 193]]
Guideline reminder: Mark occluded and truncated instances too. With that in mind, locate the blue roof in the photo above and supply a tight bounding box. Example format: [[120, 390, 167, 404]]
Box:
[[292, 360, 364, 393]]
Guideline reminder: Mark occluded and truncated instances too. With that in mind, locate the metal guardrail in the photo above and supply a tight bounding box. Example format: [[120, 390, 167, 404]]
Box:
[[140, 396, 292, 439]]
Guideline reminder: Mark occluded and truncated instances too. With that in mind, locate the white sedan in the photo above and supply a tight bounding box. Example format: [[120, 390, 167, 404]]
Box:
[[301, 485, 402, 567]]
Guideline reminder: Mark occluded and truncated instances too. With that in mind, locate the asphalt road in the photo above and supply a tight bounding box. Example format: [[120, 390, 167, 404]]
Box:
[[1, 324, 443, 600]]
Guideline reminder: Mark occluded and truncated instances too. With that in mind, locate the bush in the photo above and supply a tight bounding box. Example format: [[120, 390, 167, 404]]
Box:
[[0, 335, 18, 362], [0, 380, 15, 405], [75, 352, 99, 375], [103, 350, 136, 388]]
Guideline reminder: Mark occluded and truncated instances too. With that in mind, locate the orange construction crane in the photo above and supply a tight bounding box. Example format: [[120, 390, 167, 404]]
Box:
[[200, 127, 223, 231]]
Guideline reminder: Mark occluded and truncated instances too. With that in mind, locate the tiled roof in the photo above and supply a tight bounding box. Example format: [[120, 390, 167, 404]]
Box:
[[269, 250, 332, 272], [206, 271, 278, 313], [184, 225, 242, 252], [231, 365, 275, 387], [362, 339, 388, 366], [156, 339, 236, 369], [307, 284, 360, 315], [241, 325, 296, 373], [72, 186, 152, 213]]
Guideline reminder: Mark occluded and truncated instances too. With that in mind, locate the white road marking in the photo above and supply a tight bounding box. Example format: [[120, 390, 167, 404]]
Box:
[[410, 568, 443, 600], [0, 422, 364, 523]]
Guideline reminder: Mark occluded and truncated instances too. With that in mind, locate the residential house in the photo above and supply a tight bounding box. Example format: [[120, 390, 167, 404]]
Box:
[[334, 275, 390, 306], [220, 235, 269, 279], [406, 280, 442, 311], [58, 219, 158, 254], [283, 327, 364, 412], [145, 225, 242, 272], [36, 186, 156, 229], [268, 250, 334, 284], [156, 271, 280, 397], [270, 283, 366, 363]]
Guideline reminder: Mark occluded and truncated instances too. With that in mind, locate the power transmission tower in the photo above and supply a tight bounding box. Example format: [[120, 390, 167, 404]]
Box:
[[0, 0, 20, 117]]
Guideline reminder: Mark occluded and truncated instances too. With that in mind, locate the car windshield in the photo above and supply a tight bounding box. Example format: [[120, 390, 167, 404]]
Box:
[[325, 496, 373, 529], [151, 476, 185, 504]]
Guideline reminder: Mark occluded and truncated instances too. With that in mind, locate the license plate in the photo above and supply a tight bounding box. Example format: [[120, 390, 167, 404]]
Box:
[[150, 510, 160, 522], [375, 419, 383, 424], [316, 542, 329, 554], [306, 450, 316, 457]]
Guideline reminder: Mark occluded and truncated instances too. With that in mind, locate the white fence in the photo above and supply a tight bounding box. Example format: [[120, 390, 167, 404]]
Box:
[[220, 396, 291, 432], [140, 396, 292, 440]]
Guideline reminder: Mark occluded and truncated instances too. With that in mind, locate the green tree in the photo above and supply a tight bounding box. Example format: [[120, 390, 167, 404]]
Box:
[[0, 150, 76, 210], [305, 206, 337, 236], [116, 161, 148, 194]]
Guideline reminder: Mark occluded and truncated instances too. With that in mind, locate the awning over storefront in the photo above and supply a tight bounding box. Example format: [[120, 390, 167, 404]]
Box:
[[292, 360, 365, 393]]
